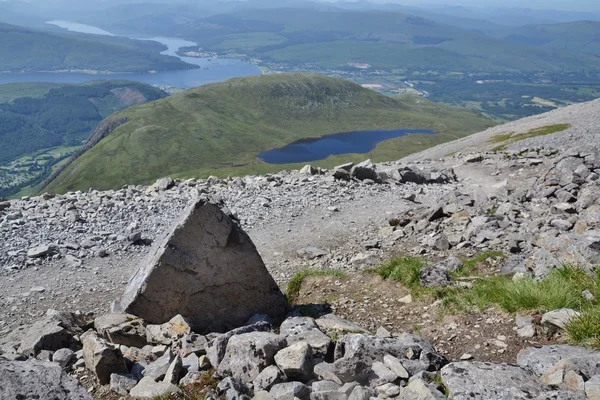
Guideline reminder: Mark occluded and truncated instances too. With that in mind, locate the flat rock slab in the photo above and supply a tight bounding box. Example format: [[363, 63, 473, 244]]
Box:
[[0, 357, 92, 400], [441, 361, 548, 399], [518, 345, 600, 378], [120, 198, 287, 332]]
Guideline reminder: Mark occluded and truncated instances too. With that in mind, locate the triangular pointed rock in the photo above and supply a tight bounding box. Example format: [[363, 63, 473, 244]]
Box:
[[121, 198, 287, 332]]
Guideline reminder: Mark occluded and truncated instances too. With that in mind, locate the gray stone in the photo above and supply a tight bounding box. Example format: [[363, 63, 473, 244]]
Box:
[[376, 326, 392, 338], [217, 331, 287, 383], [183, 352, 199, 373], [368, 361, 397, 387], [376, 383, 401, 397], [383, 354, 410, 379], [399, 378, 446, 400], [254, 391, 276, 400], [551, 219, 574, 231], [110, 373, 138, 396], [348, 385, 375, 400], [274, 341, 313, 380], [542, 309, 581, 330], [314, 361, 344, 385], [94, 313, 147, 347], [420, 267, 452, 287], [82, 331, 128, 385], [351, 160, 380, 182], [435, 257, 463, 272], [280, 317, 332, 357], [53, 348, 75, 369], [441, 361, 547, 399], [338, 382, 360, 397], [142, 347, 174, 380], [254, 365, 284, 392], [27, 245, 58, 258], [270, 382, 311, 400], [121, 198, 287, 332], [205, 321, 272, 368], [333, 169, 351, 181], [332, 334, 444, 383], [515, 314, 536, 338], [518, 345, 600, 378], [586, 375, 600, 400], [146, 314, 192, 345], [176, 333, 208, 357], [218, 377, 251, 400], [297, 247, 328, 260], [315, 314, 368, 334], [130, 376, 181, 398], [432, 236, 450, 251], [335, 162, 354, 172], [154, 177, 175, 191], [311, 381, 346, 400], [163, 355, 183, 384], [1, 310, 81, 357], [300, 165, 318, 175], [0, 357, 92, 400]]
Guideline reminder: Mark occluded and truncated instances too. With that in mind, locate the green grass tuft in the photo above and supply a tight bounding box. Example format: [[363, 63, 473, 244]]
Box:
[[490, 123, 570, 151], [286, 269, 346, 304], [369, 256, 425, 290]]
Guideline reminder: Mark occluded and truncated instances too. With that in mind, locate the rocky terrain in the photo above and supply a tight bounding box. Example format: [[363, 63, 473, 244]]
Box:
[[2, 98, 600, 399]]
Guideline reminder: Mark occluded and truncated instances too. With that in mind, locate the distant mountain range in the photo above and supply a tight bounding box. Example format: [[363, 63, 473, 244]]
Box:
[[0, 22, 196, 73]]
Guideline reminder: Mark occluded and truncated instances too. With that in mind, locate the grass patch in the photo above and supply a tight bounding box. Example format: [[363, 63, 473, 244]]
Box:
[[371, 256, 600, 346], [457, 250, 506, 277], [369, 256, 425, 291], [490, 123, 570, 151], [286, 269, 346, 304]]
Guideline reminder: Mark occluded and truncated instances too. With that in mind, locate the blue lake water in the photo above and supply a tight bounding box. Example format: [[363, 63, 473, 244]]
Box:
[[259, 129, 436, 164], [0, 21, 261, 88]]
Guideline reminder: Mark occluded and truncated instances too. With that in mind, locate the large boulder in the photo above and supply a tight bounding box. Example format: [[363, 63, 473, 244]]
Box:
[[120, 198, 287, 332], [0, 357, 92, 400]]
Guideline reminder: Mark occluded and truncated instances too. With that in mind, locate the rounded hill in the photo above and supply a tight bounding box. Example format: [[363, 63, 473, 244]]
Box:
[[45, 73, 494, 193]]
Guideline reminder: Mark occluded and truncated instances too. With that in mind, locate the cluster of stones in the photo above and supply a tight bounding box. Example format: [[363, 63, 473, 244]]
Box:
[[5, 307, 600, 399], [373, 146, 600, 284]]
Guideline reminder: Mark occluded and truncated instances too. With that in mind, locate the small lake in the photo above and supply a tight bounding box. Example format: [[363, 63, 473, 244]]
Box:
[[259, 129, 436, 164], [0, 21, 261, 88]]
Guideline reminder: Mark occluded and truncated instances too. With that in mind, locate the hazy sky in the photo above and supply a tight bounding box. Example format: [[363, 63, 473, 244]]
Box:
[[328, 0, 599, 12]]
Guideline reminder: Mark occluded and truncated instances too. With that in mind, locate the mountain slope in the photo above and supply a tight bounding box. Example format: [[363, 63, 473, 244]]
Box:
[[0, 22, 195, 73], [0, 80, 167, 197], [44, 74, 494, 193]]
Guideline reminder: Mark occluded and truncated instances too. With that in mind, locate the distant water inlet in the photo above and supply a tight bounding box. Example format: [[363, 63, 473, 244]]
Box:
[[259, 129, 436, 164]]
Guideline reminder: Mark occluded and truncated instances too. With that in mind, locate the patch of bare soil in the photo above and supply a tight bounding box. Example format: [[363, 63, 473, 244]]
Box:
[[294, 273, 559, 364]]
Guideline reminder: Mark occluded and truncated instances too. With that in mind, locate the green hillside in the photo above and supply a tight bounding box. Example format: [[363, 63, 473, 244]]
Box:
[[0, 22, 195, 73], [184, 8, 600, 73], [45, 74, 494, 193], [0, 80, 167, 197]]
